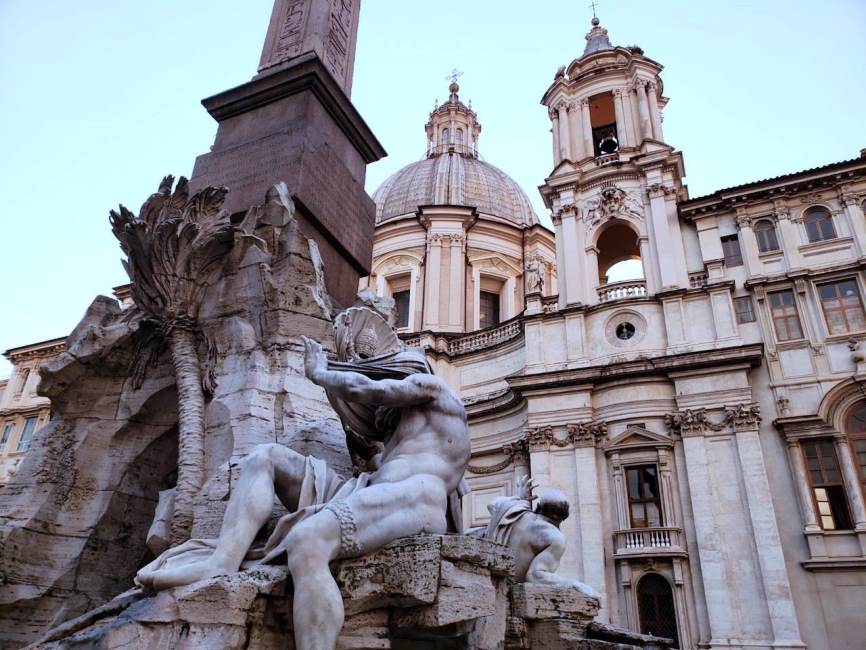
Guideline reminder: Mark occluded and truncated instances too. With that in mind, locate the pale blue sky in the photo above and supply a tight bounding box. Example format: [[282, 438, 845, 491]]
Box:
[[1, 0, 864, 377]]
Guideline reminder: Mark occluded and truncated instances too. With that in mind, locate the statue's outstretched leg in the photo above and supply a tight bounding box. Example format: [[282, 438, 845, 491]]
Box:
[[284, 474, 449, 650], [137, 443, 314, 590]]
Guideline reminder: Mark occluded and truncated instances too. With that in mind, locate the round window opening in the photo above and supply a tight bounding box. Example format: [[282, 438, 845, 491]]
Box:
[[616, 322, 636, 341]]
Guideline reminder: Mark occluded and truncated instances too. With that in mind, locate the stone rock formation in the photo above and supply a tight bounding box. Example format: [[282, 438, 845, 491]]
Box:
[[0, 183, 350, 647]]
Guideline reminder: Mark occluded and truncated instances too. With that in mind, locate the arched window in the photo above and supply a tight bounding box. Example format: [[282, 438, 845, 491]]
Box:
[[846, 402, 866, 497], [440, 128, 450, 147], [803, 206, 836, 243], [637, 574, 679, 647], [596, 223, 644, 285], [455, 128, 464, 144], [754, 219, 780, 253]]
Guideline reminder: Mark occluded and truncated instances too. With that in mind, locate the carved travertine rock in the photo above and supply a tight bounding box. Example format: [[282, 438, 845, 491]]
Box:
[[510, 583, 600, 621], [35, 535, 513, 650], [0, 184, 349, 647]]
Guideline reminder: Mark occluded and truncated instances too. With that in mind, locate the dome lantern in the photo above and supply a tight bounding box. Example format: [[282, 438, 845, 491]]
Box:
[[425, 75, 481, 158]]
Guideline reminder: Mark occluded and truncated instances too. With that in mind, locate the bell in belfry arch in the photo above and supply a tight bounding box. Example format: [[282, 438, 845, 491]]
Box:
[[598, 134, 619, 155]]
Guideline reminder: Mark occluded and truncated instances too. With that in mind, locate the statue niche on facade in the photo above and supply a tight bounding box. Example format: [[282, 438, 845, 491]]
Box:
[[136, 306, 471, 650], [473, 475, 600, 598]]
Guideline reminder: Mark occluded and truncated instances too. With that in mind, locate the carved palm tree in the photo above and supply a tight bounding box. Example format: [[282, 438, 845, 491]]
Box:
[[110, 176, 234, 543]]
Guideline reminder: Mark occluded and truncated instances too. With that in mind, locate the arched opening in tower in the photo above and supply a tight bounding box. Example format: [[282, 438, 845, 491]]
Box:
[[589, 92, 618, 156], [596, 221, 643, 284]]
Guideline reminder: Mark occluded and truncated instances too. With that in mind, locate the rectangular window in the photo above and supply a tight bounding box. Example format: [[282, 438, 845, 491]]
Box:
[[0, 421, 13, 448], [721, 235, 743, 267], [734, 296, 756, 324], [479, 291, 501, 329], [16, 416, 38, 452], [393, 290, 410, 329], [802, 439, 852, 530], [626, 465, 662, 528], [818, 279, 866, 335], [768, 289, 804, 341]]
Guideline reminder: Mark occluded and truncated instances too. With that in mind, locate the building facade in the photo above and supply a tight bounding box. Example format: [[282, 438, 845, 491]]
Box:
[[0, 338, 66, 484], [362, 18, 866, 650]]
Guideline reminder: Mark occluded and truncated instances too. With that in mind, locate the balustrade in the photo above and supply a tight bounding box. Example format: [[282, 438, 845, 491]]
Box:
[[597, 279, 647, 303], [613, 527, 685, 557]]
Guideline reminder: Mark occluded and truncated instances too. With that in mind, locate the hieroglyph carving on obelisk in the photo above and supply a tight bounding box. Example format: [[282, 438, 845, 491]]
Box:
[[258, 0, 360, 96]]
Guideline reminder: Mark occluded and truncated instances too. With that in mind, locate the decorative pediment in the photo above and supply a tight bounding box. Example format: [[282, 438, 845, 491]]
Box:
[[604, 426, 673, 453]]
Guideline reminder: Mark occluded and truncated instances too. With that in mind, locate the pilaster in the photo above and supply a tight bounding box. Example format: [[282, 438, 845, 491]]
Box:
[[423, 233, 443, 329], [647, 81, 663, 141]]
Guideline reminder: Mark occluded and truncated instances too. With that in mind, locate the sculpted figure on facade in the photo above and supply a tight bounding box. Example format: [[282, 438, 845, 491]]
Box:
[[473, 475, 599, 598], [135, 306, 471, 650], [525, 255, 545, 294], [585, 185, 644, 226]]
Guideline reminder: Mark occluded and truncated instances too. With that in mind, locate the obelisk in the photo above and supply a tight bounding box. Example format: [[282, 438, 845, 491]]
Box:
[[189, 0, 385, 306]]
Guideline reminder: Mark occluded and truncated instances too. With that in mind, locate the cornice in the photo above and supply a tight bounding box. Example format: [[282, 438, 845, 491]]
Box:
[[506, 343, 764, 393]]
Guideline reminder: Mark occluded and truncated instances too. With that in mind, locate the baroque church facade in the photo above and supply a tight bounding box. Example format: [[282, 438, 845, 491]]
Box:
[[360, 18, 866, 650]]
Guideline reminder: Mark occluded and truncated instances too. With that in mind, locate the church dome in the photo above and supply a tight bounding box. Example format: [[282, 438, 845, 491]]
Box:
[[373, 80, 538, 227], [373, 154, 538, 226]]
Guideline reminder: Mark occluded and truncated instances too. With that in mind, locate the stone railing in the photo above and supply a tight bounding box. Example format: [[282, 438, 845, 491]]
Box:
[[448, 319, 522, 355], [689, 271, 708, 288], [613, 527, 685, 557], [595, 152, 620, 166], [597, 279, 647, 303], [399, 319, 523, 356]]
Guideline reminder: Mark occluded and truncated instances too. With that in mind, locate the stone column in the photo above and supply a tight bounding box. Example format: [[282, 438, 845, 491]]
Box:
[[735, 211, 761, 275], [634, 81, 652, 142], [609, 454, 629, 529], [623, 88, 640, 148], [647, 81, 663, 141], [550, 108, 561, 166], [612, 89, 629, 148], [647, 184, 684, 288], [680, 434, 736, 641], [407, 267, 419, 331], [567, 101, 583, 159], [375, 273, 386, 296], [573, 442, 608, 621], [556, 207, 585, 307], [579, 99, 594, 158], [584, 245, 600, 305], [841, 189, 866, 255], [557, 103, 572, 161], [448, 234, 465, 328], [835, 436, 866, 531], [785, 439, 821, 532], [423, 234, 443, 329], [471, 265, 482, 329], [773, 201, 804, 269], [505, 276, 517, 320], [657, 449, 678, 526], [734, 426, 804, 646], [638, 236, 657, 294]]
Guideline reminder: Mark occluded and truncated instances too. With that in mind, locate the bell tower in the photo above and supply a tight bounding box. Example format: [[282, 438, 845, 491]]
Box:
[[540, 17, 689, 308]]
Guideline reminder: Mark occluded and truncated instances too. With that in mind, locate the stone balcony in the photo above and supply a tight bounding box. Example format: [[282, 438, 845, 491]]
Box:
[[403, 318, 523, 357], [613, 527, 687, 559], [597, 279, 647, 303]]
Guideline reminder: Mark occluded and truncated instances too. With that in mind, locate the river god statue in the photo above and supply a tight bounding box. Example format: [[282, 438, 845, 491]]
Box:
[[477, 475, 599, 598], [136, 307, 471, 650]]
